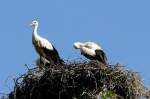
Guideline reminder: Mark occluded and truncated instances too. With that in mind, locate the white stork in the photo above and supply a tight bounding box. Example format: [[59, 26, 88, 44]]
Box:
[[73, 42, 107, 64], [30, 20, 63, 66]]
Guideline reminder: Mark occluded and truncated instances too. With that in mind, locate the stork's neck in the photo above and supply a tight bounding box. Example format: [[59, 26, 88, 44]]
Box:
[[32, 26, 39, 37]]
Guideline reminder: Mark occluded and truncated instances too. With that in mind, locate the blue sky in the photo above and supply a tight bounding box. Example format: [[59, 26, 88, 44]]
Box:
[[0, 0, 150, 96]]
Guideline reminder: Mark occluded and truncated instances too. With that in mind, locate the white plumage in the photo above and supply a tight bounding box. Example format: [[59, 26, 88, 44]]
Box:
[[74, 42, 107, 64], [30, 20, 63, 66]]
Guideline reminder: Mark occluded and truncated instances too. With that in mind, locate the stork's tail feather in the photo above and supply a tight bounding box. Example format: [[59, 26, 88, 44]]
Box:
[[51, 58, 65, 65], [102, 60, 107, 65], [58, 58, 65, 64]]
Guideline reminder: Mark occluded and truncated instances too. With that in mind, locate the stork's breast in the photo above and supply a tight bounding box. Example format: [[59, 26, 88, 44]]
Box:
[[32, 39, 44, 56]]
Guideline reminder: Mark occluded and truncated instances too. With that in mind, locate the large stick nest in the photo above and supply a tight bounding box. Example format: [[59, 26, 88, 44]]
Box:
[[8, 61, 149, 99]]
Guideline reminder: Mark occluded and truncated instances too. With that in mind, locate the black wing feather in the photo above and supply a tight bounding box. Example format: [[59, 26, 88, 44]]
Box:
[[42, 45, 63, 64], [95, 49, 107, 64]]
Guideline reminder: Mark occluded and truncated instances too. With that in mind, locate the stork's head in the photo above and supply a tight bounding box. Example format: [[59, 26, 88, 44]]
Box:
[[73, 42, 84, 49], [30, 20, 39, 28]]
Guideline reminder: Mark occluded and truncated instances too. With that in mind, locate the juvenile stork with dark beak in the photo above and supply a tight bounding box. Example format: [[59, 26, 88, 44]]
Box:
[[30, 20, 63, 68], [74, 42, 107, 64]]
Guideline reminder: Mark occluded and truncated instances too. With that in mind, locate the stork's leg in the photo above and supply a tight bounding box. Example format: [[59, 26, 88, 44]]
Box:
[[40, 56, 42, 65], [41, 57, 48, 67], [39, 56, 43, 69], [43, 58, 47, 67]]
